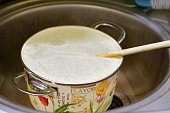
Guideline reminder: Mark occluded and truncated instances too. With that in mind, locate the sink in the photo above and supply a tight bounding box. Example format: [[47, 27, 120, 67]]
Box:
[[0, 0, 169, 112]]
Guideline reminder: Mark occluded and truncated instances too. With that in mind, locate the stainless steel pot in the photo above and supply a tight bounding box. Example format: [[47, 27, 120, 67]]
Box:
[[0, 0, 169, 113]]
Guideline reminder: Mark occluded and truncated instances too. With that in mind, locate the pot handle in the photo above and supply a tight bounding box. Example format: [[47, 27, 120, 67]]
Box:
[[9, 73, 53, 96], [92, 21, 126, 44]]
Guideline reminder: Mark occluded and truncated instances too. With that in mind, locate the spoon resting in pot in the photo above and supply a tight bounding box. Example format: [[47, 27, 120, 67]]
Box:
[[96, 40, 170, 58]]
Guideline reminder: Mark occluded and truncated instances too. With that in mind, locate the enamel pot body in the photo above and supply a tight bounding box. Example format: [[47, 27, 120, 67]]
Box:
[[9, 23, 125, 112]]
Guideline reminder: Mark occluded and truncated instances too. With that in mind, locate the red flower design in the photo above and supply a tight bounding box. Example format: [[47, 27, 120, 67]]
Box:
[[38, 96, 48, 106], [48, 95, 54, 98]]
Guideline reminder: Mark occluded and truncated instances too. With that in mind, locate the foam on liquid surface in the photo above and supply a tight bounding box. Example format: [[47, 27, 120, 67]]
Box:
[[21, 26, 123, 84]]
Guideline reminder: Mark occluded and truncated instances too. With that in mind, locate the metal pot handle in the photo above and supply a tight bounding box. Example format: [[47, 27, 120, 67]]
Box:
[[92, 21, 126, 44], [9, 73, 53, 96]]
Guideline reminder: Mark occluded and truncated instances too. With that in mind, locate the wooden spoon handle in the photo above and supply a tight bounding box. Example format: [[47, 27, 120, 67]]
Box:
[[96, 40, 170, 58]]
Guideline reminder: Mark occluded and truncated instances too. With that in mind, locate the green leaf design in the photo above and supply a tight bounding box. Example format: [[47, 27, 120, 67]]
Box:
[[54, 103, 76, 113], [49, 96, 55, 112], [64, 111, 78, 113], [90, 100, 93, 113], [94, 93, 110, 113], [101, 97, 113, 111]]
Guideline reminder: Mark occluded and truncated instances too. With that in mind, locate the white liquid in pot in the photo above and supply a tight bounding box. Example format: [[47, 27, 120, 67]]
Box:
[[21, 26, 123, 84]]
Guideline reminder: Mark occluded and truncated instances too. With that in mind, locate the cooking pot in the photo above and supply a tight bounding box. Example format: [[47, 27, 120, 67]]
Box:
[[0, 0, 169, 113], [9, 24, 125, 112]]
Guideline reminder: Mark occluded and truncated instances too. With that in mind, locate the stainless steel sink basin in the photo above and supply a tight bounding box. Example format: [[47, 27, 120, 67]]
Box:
[[0, 0, 169, 112]]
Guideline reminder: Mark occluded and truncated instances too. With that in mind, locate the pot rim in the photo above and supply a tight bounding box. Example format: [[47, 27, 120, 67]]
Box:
[[21, 25, 124, 86], [23, 59, 123, 86]]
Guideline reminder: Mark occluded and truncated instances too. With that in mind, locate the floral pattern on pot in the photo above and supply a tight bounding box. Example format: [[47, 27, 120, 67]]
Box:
[[38, 96, 48, 112], [95, 81, 111, 96], [26, 72, 118, 113], [89, 80, 116, 113]]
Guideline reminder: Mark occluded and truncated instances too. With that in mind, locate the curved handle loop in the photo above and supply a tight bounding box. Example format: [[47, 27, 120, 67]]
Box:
[[92, 21, 126, 44], [9, 73, 53, 95]]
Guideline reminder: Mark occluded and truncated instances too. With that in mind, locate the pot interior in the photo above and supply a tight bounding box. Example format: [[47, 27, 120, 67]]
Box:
[[0, 1, 169, 112]]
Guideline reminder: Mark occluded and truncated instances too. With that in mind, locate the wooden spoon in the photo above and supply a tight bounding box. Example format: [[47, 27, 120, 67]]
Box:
[[96, 40, 170, 58]]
